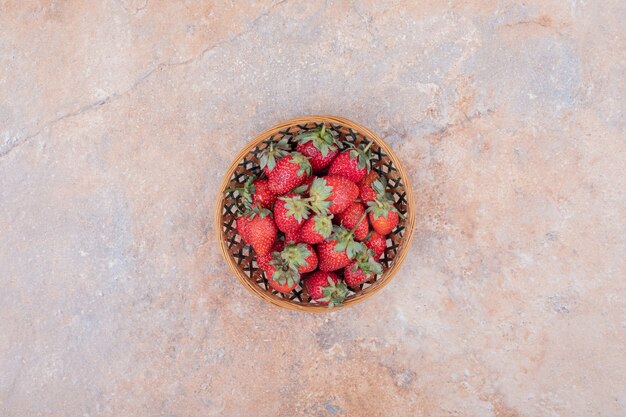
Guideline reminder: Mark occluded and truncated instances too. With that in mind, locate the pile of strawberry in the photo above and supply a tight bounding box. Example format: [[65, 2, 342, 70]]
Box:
[[232, 125, 400, 308]]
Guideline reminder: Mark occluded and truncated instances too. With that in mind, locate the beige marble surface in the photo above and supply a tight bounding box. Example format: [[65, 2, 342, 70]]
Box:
[[1, 1, 625, 416]]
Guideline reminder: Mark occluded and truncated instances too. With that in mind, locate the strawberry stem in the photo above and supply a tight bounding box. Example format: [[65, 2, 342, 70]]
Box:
[[362, 140, 373, 153]]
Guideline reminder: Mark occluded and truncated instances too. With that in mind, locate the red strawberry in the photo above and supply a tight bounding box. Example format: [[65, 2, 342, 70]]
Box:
[[263, 262, 299, 293], [364, 231, 386, 259], [284, 229, 301, 244], [359, 171, 378, 203], [284, 175, 314, 198], [369, 210, 399, 235], [324, 176, 359, 214], [297, 141, 338, 174], [246, 209, 277, 256], [344, 263, 369, 287], [296, 124, 340, 173], [308, 176, 358, 215], [269, 279, 297, 293], [317, 226, 364, 271], [274, 193, 311, 234], [328, 141, 373, 183], [226, 176, 277, 211], [262, 243, 316, 292], [336, 202, 368, 241], [257, 240, 284, 270], [317, 240, 351, 272], [368, 197, 400, 235], [268, 152, 312, 195], [303, 271, 347, 307], [344, 248, 383, 287], [359, 171, 386, 205], [236, 215, 251, 243], [280, 243, 318, 273], [299, 214, 333, 244], [259, 137, 290, 176], [251, 179, 276, 209]]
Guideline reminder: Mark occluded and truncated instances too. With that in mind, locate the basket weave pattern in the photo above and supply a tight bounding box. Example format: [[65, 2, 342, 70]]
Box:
[[215, 116, 415, 312]]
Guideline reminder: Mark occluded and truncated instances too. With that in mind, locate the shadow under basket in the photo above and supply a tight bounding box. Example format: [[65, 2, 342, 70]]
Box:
[[215, 116, 416, 312]]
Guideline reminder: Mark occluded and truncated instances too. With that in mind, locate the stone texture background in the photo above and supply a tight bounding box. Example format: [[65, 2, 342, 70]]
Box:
[[1, 1, 625, 416]]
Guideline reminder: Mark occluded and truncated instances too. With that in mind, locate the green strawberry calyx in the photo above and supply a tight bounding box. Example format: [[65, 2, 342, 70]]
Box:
[[259, 137, 290, 172], [307, 177, 333, 214], [296, 124, 339, 157], [225, 176, 256, 213], [367, 195, 398, 220], [247, 206, 272, 220], [288, 152, 313, 178], [279, 194, 311, 222], [352, 248, 383, 278], [268, 266, 300, 288], [268, 254, 301, 287], [371, 178, 390, 200], [347, 140, 374, 170], [319, 277, 348, 308], [331, 225, 365, 259], [290, 184, 309, 194], [312, 214, 333, 239], [280, 243, 312, 270]]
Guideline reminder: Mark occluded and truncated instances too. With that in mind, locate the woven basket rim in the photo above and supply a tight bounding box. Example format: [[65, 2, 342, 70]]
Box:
[[214, 115, 416, 312]]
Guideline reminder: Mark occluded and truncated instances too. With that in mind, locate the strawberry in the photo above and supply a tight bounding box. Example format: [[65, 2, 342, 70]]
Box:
[[344, 248, 383, 287], [274, 193, 311, 234], [299, 214, 333, 244], [263, 262, 299, 293], [316, 225, 364, 271], [257, 240, 317, 292], [359, 170, 378, 204], [236, 215, 252, 243], [251, 178, 276, 209], [328, 141, 373, 183], [259, 137, 290, 176], [308, 176, 358, 215], [317, 240, 351, 272], [303, 271, 348, 307], [285, 175, 314, 198], [336, 202, 368, 241], [284, 229, 301, 244], [227, 178, 255, 241], [269, 279, 297, 293], [364, 231, 386, 259], [246, 208, 277, 256], [257, 240, 284, 270], [261, 242, 316, 292], [226, 176, 276, 210], [323, 176, 359, 214], [368, 196, 400, 235], [296, 124, 340, 173], [280, 243, 318, 273], [359, 171, 387, 205], [268, 152, 312, 195]]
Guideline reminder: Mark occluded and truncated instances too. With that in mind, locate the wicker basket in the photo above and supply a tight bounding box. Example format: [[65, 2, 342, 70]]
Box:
[[215, 116, 415, 312]]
